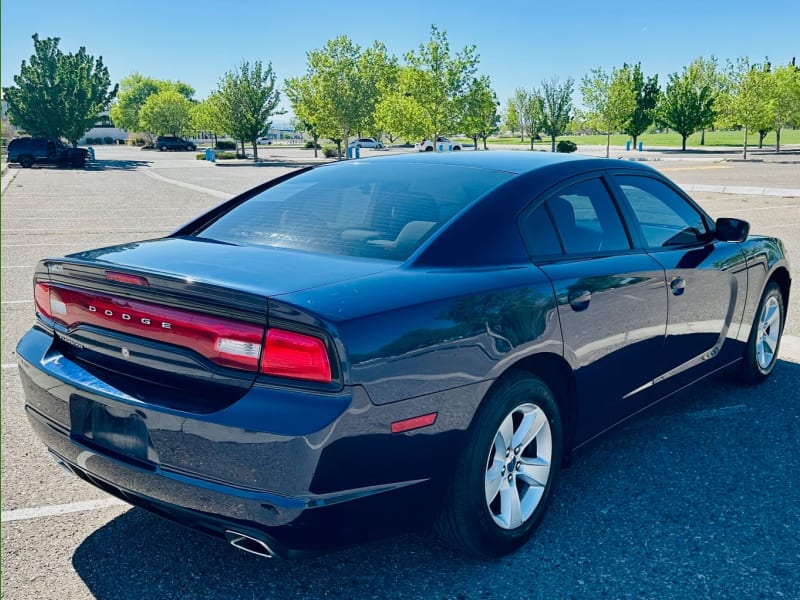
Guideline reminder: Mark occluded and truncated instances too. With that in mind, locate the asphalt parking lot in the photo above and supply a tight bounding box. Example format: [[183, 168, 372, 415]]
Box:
[[1, 145, 799, 599]]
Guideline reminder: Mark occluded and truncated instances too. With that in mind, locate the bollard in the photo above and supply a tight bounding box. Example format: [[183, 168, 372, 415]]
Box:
[[205, 148, 215, 163], [625, 141, 631, 151], [638, 142, 643, 152]]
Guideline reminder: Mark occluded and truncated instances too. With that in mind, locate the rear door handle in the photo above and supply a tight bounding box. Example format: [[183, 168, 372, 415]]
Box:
[[568, 289, 591, 312], [670, 277, 686, 296]]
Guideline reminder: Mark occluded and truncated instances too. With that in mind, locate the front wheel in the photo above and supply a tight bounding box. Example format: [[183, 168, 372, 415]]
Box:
[[19, 155, 34, 168], [160, 145, 168, 151], [435, 373, 562, 558], [740, 281, 784, 383]]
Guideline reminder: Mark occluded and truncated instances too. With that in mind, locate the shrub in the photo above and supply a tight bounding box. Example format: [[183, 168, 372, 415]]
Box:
[[215, 140, 236, 150], [556, 140, 577, 153], [195, 153, 206, 160], [104, 136, 114, 145], [322, 146, 338, 158], [215, 152, 236, 159], [304, 141, 321, 149]]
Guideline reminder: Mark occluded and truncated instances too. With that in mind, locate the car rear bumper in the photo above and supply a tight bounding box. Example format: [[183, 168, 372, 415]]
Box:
[[16, 326, 480, 555]]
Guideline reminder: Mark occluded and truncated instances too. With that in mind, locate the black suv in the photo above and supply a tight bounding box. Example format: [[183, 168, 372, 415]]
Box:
[[155, 136, 196, 151], [7, 137, 88, 168]]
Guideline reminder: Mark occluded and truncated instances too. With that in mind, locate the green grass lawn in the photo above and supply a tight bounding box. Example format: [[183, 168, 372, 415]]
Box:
[[484, 129, 800, 149]]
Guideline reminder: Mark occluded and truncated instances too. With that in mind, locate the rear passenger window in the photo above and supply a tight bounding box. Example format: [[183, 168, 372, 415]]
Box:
[[544, 178, 630, 255], [615, 176, 709, 248]]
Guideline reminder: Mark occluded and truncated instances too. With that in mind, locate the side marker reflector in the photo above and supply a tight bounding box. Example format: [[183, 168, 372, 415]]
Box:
[[391, 412, 438, 434]]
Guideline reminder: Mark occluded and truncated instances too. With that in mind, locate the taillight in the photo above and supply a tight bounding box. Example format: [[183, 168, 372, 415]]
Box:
[[34, 282, 52, 319], [260, 329, 332, 383]]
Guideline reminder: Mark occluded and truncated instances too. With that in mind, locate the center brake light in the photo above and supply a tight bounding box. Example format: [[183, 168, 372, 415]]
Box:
[[261, 329, 332, 383]]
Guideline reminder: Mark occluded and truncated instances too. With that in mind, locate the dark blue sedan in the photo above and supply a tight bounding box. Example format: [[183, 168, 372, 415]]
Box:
[[17, 151, 790, 558]]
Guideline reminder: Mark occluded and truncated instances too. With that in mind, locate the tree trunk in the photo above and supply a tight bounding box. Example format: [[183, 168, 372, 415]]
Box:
[[758, 130, 767, 148], [700, 128, 705, 146], [472, 135, 479, 150], [681, 134, 687, 151], [252, 141, 258, 162], [633, 135, 639, 150], [482, 136, 488, 150], [776, 128, 781, 153], [742, 126, 748, 160], [605, 131, 610, 158], [551, 136, 556, 153], [313, 134, 319, 158]]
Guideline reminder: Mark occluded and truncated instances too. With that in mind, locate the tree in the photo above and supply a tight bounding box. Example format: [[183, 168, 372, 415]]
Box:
[[619, 63, 660, 151], [285, 74, 324, 157], [685, 56, 722, 145], [541, 77, 574, 152], [377, 25, 478, 148], [580, 66, 632, 157], [656, 68, 715, 151], [771, 64, 800, 152], [509, 88, 543, 148], [217, 60, 281, 161], [139, 89, 193, 137], [3, 34, 117, 146], [718, 58, 773, 158], [110, 73, 194, 135], [460, 76, 500, 150], [503, 99, 519, 138], [191, 93, 226, 146]]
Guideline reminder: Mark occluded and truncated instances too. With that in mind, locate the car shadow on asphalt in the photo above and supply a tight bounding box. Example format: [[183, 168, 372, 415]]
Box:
[[214, 159, 329, 168], [71, 360, 800, 599], [84, 159, 153, 171]]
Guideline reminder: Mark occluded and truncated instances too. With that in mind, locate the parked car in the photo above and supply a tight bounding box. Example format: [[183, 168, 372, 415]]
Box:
[[348, 137, 384, 149], [155, 136, 196, 151], [17, 152, 790, 559], [257, 137, 273, 145], [418, 136, 462, 151], [7, 137, 88, 168]]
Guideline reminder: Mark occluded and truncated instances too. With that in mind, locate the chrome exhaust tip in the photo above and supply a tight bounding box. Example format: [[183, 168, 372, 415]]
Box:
[[225, 530, 275, 558]]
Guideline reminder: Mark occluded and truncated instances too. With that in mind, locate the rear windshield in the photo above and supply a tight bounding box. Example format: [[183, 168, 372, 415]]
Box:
[[196, 161, 512, 261]]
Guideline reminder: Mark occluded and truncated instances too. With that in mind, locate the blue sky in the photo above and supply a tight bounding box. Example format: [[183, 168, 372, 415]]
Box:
[[2, 0, 799, 120]]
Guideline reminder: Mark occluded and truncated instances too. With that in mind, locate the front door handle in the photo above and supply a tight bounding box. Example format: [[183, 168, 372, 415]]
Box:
[[568, 289, 591, 312], [670, 277, 686, 296]]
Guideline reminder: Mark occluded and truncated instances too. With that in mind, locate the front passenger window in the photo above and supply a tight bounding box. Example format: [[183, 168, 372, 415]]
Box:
[[616, 176, 709, 248]]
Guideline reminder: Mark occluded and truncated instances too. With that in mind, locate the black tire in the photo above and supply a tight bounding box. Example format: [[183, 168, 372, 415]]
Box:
[[740, 281, 784, 384], [424, 146, 433, 152], [453, 146, 462, 151], [71, 155, 86, 168], [435, 372, 562, 558], [187, 144, 196, 151], [19, 155, 34, 168], [160, 145, 168, 151]]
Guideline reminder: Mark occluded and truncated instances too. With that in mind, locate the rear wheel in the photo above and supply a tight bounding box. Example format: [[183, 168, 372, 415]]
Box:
[[740, 281, 784, 383], [71, 154, 86, 168], [19, 155, 34, 168], [160, 144, 168, 151], [435, 373, 562, 558]]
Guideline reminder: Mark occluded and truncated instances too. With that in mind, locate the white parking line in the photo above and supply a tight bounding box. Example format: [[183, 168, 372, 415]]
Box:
[[1, 300, 32, 305], [140, 169, 230, 199], [1, 265, 34, 269], [2, 363, 18, 369], [1, 498, 127, 523]]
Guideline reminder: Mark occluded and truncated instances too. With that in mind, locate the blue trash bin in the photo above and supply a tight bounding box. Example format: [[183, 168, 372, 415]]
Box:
[[638, 142, 643, 152], [205, 148, 215, 163], [355, 146, 361, 159], [625, 141, 631, 151]]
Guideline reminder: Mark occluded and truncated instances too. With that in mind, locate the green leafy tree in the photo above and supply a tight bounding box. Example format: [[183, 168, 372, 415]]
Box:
[[191, 93, 226, 146], [110, 73, 194, 135], [581, 66, 633, 157], [3, 34, 117, 146], [771, 64, 800, 152], [139, 89, 193, 137], [685, 56, 722, 145], [541, 77, 574, 152], [285, 74, 325, 157], [217, 60, 282, 161], [460, 75, 500, 150], [656, 68, 715, 151], [619, 63, 660, 151], [503, 99, 520, 138], [377, 25, 479, 148], [717, 58, 773, 158], [509, 88, 543, 148], [374, 67, 430, 144]]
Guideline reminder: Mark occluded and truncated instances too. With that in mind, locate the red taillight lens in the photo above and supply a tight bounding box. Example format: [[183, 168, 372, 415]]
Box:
[[34, 282, 52, 319], [105, 271, 149, 287], [260, 329, 332, 383]]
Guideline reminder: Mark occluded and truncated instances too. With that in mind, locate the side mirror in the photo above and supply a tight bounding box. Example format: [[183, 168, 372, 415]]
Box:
[[715, 218, 750, 243]]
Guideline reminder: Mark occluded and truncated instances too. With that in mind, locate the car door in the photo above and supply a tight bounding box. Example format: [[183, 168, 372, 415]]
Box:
[[519, 174, 668, 445], [610, 173, 748, 392]]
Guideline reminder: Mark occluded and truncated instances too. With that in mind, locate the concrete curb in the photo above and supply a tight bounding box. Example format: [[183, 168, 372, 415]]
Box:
[[679, 183, 800, 198]]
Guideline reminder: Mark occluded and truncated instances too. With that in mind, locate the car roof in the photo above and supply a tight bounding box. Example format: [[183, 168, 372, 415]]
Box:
[[355, 150, 650, 175]]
